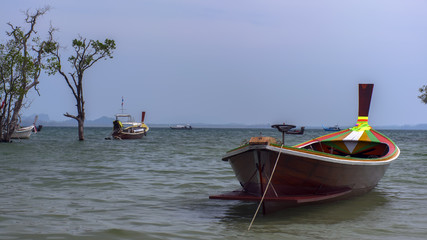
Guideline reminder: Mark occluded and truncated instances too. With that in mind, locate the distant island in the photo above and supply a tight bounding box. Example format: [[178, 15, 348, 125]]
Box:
[[20, 114, 427, 130], [21, 114, 114, 127]]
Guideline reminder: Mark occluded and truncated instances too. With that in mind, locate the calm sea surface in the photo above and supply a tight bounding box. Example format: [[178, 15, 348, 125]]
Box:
[[0, 127, 426, 240]]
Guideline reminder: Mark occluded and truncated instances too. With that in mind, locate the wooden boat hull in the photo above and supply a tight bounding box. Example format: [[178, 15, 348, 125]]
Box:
[[11, 126, 34, 139], [112, 131, 145, 140], [210, 143, 398, 208], [236, 145, 388, 195]]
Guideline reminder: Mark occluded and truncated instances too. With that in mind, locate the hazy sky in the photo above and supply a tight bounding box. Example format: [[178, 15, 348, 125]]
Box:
[[1, 0, 427, 126]]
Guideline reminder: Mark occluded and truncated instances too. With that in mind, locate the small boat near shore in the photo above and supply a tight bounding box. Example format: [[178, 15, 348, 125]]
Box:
[[170, 124, 192, 130], [111, 112, 149, 140], [210, 84, 400, 214], [11, 125, 35, 139], [11, 115, 39, 139]]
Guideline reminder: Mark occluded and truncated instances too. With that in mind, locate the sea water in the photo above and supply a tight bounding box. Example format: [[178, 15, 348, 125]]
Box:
[[0, 127, 426, 240]]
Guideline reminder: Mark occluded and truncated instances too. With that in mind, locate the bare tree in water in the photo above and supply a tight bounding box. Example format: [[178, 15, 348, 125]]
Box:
[[46, 36, 115, 140]]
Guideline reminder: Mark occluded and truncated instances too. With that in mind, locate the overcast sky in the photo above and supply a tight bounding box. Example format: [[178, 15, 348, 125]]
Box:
[[1, 0, 427, 126]]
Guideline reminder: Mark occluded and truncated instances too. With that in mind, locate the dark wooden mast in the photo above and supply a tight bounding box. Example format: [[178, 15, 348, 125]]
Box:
[[358, 84, 374, 117]]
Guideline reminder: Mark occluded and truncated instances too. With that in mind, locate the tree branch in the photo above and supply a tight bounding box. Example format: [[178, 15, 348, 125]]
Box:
[[64, 112, 78, 120]]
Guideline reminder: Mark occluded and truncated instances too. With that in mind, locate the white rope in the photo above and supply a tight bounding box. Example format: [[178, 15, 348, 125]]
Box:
[[248, 144, 284, 231]]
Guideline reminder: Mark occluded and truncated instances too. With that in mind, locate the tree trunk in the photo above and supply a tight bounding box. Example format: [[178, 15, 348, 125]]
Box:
[[1, 97, 24, 142], [78, 118, 84, 141]]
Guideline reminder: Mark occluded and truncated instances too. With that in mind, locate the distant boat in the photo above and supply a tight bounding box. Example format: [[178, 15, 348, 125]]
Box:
[[323, 125, 341, 131], [170, 124, 192, 130], [11, 125, 34, 139], [11, 115, 38, 139], [111, 112, 149, 140], [210, 84, 400, 213], [272, 124, 305, 135]]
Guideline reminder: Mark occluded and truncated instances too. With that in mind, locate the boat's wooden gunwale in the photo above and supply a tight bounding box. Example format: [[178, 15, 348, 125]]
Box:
[[112, 131, 145, 139], [223, 143, 399, 165]]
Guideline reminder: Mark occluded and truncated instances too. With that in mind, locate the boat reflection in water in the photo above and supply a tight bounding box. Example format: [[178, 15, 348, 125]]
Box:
[[210, 84, 400, 214]]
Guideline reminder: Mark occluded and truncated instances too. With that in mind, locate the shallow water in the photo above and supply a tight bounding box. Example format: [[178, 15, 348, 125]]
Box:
[[0, 127, 426, 239]]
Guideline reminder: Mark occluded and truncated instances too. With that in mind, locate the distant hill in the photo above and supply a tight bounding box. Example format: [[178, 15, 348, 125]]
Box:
[[377, 124, 427, 130], [21, 114, 114, 127], [86, 116, 115, 126]]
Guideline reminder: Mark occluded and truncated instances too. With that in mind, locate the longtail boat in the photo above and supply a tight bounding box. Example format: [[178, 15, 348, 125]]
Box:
[[111, 111, 149, 140], [11, 125, 34, 139], [11, 115, 38, 139], [210, 84, 400, 213]]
